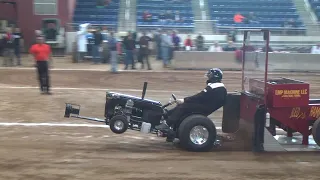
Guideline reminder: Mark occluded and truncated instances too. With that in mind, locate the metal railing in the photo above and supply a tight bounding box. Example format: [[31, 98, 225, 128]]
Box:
[[67, 20, 320, 36]]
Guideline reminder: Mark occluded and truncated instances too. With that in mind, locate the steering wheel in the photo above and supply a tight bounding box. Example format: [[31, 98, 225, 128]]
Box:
[[171, 94, 177, 101], [161, 94, 178, 109]]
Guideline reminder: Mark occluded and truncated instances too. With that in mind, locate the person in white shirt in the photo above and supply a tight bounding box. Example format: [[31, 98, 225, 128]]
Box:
[[161, 31, 173, 67], [175, 11, 183, 22], [208, 41, 223, 52], [311, 44, 320, 54], [77, 23, 90, 62]]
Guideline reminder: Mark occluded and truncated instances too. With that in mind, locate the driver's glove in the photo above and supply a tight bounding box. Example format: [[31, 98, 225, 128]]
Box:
[[176, 99, 184, 104]]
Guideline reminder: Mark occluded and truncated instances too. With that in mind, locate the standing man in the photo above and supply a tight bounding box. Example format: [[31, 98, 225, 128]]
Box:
[[92, 27, 103, 64], [171, 30, 180, 60], [13, 28, 23, 66], [123, 32, 136, 70], [139, 31, 152, 70], [77, 23, 90, 62], [196, 33, 204, 51], [101, 26, 108, 40], [108, 31, 118, 73], [3, 27, 15, 67], [161, 30, 173, 68], [154, 29, 162, 60], [29, 36, 52, 95]]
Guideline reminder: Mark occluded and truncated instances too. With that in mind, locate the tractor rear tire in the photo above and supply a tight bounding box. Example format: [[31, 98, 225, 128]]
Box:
[[178, 115, 217, 152], [312, 119, 320, 146], [109, 115, 128, 134]]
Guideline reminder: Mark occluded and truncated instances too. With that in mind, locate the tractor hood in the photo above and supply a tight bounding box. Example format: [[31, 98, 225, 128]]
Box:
[[106, 91, 162, 105]]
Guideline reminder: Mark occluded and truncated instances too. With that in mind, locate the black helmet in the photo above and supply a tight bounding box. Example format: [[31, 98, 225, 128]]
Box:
[[205, 68, 223, 83]]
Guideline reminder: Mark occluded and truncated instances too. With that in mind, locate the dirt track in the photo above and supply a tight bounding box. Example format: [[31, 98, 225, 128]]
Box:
[[0, 64, 320, 179]]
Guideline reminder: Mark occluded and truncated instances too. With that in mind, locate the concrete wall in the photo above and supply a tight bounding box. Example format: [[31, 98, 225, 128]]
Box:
[[173, 51, 320, 72]]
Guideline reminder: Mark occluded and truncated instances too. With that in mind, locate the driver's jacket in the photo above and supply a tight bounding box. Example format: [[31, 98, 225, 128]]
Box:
[[183, 82, 227, 113]]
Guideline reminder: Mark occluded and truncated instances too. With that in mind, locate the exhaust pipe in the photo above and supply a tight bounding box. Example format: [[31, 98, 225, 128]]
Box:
[[141, 82, 148, 99]]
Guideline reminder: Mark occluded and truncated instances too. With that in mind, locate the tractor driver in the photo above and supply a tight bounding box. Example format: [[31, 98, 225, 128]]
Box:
[[155, 68, 227, 132]]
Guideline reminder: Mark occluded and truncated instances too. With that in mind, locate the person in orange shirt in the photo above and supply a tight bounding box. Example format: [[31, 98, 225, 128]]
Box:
[[29, 36, 53, 95], [184, 35, 192, 51], [234, 13, 244, 23]]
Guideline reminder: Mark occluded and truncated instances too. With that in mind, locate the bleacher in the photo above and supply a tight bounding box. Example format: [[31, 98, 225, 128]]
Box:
[[73, 0, 120, 30], [136, 0, 194, 32], [309, 0, 320, 20], [208, 0, 306, 34]]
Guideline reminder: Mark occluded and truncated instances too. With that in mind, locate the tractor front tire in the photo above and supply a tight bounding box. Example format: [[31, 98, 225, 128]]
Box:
[[109, 115, 129, 134]]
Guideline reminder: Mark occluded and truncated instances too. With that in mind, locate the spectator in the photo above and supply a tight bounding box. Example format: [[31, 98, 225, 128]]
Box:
[[208, 41, 223, 52], [86, 29, 95, 57], [196, 33, 204, 51], [227, 28, 237, 42], [283, 19, 297, 35], [0, 34, 4, 56], [108, 31, 118, 73], [287, 18, 297, 27], [234, 12, 244, 23], [123, 32, 136, 69], [184, 35, 192, 51], [92, 27, 104, 64], [172, 31, 180, 50], [131, 31, 137, 42], [13, 28, 23, 66], [143, 11, 152, 22], [97, 0, 111, 7], [223, 41, 237, 51], [311, 44, 320, 54], [165, 10, 174, 22], [96, 0, 104, 6], [139, 31, 152, 70], [33, 30, 43, 45], [101, 26, 108, 40], [3, 27, 15, 66], [44, 23, 58, 41], [76, 23, 90, 62], [154, 29, 162, 60], [158, 11, 166, 23], [174, 11, 183, 23], [29, 36, 52, 95], [261, 44, 273, 52], [161, 30, 173, 68], [235, 44, 256, 63], [170, 30, 180, 60], [245, 12, 258, 24], [240, 42, 255, 52]]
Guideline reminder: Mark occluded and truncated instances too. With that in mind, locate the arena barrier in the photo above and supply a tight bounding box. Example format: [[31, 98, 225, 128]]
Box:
[[173, 51, 320, 72]]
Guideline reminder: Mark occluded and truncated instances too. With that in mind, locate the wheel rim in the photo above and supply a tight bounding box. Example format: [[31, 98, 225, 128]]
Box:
[[189, 125, 209, 145], [114, 120, 124, 131]]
